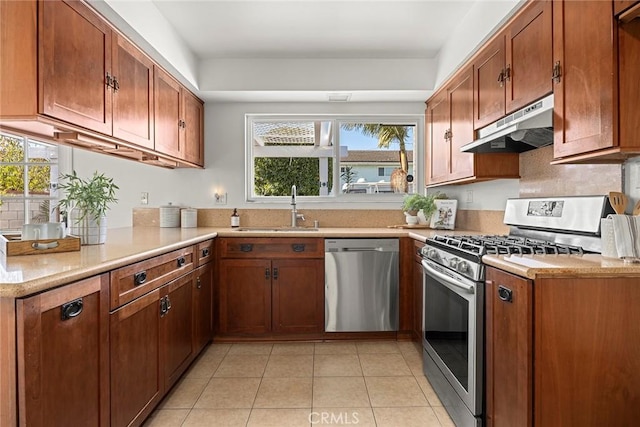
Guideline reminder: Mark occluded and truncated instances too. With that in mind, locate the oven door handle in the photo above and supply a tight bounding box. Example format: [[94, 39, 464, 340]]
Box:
[[421, 259, 475, 294]]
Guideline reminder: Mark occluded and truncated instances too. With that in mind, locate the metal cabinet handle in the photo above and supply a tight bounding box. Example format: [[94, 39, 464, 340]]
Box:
[[504, 64, 511, 82], [498, 285, 513, 303], [177, 256, 186, 267], [196, 277, 202, 289], [552, 61, 562, 84], [292, 244, 305, 252], [166, 295, 172, 311], [160, 296, 168, 317], [265, 268, 271, 280], [498, 69, 505, 87], [202, 248, 210, 258], [106, 72, 113, 88], [61, 298, 83, 321], [112, 76, 119, 92], [240, 244, 253, 252], [134, 271, 147, 286], [273, 267, 278, 280]]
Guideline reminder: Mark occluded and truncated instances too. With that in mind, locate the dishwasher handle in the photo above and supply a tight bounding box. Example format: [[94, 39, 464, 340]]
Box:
[[327, 247, 389, 252]]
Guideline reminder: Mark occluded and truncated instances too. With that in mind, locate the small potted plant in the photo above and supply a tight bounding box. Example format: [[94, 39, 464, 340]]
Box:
[[402, 192, 444, 225], [57, 170, 118, 245]]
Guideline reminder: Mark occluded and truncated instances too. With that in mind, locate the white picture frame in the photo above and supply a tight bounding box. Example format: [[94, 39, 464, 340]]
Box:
[[430, 199, 458, 230]]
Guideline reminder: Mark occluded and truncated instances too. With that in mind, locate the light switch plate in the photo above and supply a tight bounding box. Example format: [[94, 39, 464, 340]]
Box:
[[140, 192, 149, 205], [214, 192, 227, 205]]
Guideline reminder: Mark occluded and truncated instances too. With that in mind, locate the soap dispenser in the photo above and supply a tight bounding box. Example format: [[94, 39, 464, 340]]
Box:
[[231, 208, 240, 228]]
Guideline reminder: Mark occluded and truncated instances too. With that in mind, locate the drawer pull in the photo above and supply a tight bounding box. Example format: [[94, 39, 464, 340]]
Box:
[[177, 256, 186, 267], [240, 244, 253, 252], [61, 298, 83, 321], [498, 285, 513, 303], [134, 271, 147, 286], [292, 244, 305, 252], [202, 248, 210, 258]]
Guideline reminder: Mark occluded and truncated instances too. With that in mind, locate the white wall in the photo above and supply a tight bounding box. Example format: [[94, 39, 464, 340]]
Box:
[[71, 101, 426, 228]]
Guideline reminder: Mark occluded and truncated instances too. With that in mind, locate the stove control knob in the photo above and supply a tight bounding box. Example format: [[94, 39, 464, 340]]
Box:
[[448, 257, 458, 268], [457, 261, 469, 273], [427, 249, 440, 260]]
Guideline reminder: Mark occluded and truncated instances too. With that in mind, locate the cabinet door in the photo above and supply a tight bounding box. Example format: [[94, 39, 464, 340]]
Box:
[[218, 259, 272, 334], [161, 272, 194, 390], [505, 0, 552, 113], [16, 275, 109, 427], [425, 90, 450, 185], [40, 0, 112, 134], [485, 267, 533, 427], [181, 90, 204, 166], [154, 66, 182, 158], [552, 0, 615, 159], [112, 33, 154, 149], [272, 259, 324, 334], [448, 67, 475, 180], [534, 277, 640, 426], [412, 241, 425, 341], [110, 289, 162, 427], [473, 35, 506, 129], [193, 263, 213, 354]]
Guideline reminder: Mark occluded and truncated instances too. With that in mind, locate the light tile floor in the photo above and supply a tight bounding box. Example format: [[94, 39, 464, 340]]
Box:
[[144, 341, 454, 427]]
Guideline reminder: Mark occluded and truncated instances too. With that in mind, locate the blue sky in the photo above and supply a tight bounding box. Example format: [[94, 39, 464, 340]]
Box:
[[339, 127, 415, 151]]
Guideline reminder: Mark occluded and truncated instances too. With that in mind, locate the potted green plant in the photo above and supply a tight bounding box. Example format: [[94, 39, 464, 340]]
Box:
[[57, 170, 118, 245], [402, 192, 444, 225]]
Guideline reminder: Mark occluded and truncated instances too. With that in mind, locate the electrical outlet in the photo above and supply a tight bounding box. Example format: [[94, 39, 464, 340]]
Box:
[[214, 192, 227, 205], [141, 192, 149, 205], [466, 190, 473, 203]]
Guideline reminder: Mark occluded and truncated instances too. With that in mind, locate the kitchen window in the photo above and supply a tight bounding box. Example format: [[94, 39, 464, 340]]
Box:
[[246, 115, 420, 202], [0, 132, 61, 230]]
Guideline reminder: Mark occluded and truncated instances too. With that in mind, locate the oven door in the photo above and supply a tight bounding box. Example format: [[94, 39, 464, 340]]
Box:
[[421, 258, 483, 415]]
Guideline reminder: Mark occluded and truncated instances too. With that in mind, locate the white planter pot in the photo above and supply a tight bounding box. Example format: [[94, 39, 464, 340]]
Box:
[[404, 212, 419, 225], [69, 210, 107, 245]]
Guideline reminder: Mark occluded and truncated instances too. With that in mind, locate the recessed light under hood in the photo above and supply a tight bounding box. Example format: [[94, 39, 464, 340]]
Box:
[[460, 94, 554, 154]]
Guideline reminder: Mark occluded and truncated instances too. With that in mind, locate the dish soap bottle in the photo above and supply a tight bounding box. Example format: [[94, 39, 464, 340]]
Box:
[[231, 208, 240, 228]]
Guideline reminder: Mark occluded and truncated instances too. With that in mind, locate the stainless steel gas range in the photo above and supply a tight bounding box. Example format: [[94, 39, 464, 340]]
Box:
[[419, 196, 614, 427]]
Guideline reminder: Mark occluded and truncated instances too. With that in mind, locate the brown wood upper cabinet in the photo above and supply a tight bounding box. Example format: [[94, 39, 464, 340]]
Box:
[[552, 0, 640, 163], [473, 0, 552, 130], [426, 66, 519, 186], [615, 0, 639, 17], [0, 0, 204, 168], [154, 67, 205, 166]]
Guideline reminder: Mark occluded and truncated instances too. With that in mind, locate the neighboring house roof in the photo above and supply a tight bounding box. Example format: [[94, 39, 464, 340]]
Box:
[[341, 150, 413, 163]]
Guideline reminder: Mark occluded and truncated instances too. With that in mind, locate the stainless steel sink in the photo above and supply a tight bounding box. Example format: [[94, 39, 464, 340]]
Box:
[[234, 226, 319, 232]]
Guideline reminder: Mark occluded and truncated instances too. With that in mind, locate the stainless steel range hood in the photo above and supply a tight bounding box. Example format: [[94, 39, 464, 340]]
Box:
[[460, 94, 554, 153]]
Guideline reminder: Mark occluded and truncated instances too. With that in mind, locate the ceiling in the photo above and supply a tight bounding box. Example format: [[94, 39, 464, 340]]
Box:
[[108, 0, 517, 102], [150, 0, 476, 60]]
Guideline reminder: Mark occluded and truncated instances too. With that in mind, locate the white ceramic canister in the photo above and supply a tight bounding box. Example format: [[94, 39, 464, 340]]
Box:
[[159, 203, 181, 228], [181, 208, 197, 228]]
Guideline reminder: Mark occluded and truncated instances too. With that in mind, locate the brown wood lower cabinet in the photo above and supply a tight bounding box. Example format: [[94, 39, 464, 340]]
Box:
[[217, 237, 325, 338], [16, 274, 110, 427], [412, 240, 425, 341], [192, 262, 213, 355], [486, 266, 640, 426]]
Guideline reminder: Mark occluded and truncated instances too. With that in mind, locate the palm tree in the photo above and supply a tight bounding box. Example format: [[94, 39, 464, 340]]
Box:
[[341, 124, 411, 192]]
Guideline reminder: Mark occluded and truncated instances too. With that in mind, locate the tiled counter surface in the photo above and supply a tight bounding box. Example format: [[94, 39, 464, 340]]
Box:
[[0, 226, 474, 298], [484, 253, 640, 279]]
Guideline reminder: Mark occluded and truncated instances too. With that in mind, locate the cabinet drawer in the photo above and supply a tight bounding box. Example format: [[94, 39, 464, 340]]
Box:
[[195, 239, 214, 266], [218, 237, 324, 259], [110, 246, 194, 310]]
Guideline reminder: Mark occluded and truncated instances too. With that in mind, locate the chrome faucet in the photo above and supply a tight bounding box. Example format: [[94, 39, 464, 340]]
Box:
[[290, 184, 305, 227]]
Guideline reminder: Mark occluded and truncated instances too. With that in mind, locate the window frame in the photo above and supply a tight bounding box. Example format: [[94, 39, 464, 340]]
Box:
[[245, 114, 423, 204], [0, 131, 70, 230]]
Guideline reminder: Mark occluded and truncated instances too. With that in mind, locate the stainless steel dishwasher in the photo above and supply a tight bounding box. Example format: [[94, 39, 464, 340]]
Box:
[[324, 238, 399, 332]]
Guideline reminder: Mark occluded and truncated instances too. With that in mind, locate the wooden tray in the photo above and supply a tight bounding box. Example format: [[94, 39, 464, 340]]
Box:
[[0, 233, 81, 256]]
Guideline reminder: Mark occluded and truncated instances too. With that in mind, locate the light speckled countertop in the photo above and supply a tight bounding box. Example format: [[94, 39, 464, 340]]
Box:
[[0, 226, 466, 298], [483, 254, 640, 279], [3, 226, 639, 298]]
